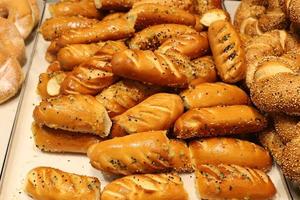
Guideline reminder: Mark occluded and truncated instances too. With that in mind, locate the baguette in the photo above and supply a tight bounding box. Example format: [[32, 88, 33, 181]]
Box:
[[32, 123, 101, 153], [195, 164, 276, 200], [169, 139, 193, 173], [96, 80, 161, 117], [101, 173, 188, 200], [25, 167, 101, 200], [208, 20, 246, 83], [189, 137, 272, 171], [111, 93, 184, 137], [33, 94, 112, 137], [180, 82, 249, 109], [87, 131, 171, 175], [174, 105, 267, 139]]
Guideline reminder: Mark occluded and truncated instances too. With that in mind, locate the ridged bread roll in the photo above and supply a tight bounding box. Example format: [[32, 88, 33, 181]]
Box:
[[189, 137, 272, 171], [169, 140, 193, 172], [174, 105, 267, 139], [196, 164, 276, 200], [33, 94, 112, 137], [111, 93, 184, 137], [25, 167, 101, 200], [180, 82, 249, 109], [101, 173, 188, 200]]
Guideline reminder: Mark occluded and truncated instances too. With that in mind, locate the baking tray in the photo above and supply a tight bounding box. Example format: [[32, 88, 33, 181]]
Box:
[[0, 1, 297, 199], [0, 0, 46, 174]]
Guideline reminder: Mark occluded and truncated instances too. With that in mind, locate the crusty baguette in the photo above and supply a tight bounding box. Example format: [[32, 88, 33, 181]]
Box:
[[195, 164, 276, 200], [101, 173, 188, 200], [96, 80, 161, 117], [180, 82, 249, 109], [208, 20, 246, 83], [111, 93, 184, 137], [25, 167, 101, 200], [190, 137, 272, 171], [174, 105, 267, 139], [87, 131, 171, 175], [33, 94, 112, 137], [169, 139, 193, 173], [32, 123, 102, 153]]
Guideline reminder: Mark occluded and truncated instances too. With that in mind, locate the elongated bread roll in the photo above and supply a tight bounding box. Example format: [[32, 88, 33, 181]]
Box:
[[33, 94, 112, 137], [102, 12, 125, 21], [94, 0, 136, 10], [96, 80, 161, 117], [101, 173, 188, 200], [169, 139, 193, 172], [200, 8, 230, 27], [174, 105, 267, 139], [87, 131, 171, 175], [32, 123, 101, 153], [111, 93, 184, 137], [180, 82, 249, 109], [25, 167, 101, 200], [195, 164, 276, 200], [208, 20, 246, 83], [190, 137, 272, 171]]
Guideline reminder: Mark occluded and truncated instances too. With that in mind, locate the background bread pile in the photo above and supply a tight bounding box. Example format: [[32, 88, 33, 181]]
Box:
[[22, 0, 300, 199]]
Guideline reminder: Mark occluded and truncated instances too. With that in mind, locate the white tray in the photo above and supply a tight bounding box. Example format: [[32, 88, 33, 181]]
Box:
[[0, 1, 297, 199], [0, 0, 45, 173]]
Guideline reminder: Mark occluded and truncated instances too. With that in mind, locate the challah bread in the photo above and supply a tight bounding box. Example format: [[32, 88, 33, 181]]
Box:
[[101, 173, 188, 200], [32, 123, 101, 154], [190, 137, 272, 171], [195, 164, 276, 200], [96, 80, 161, 117], [208, 20, 246, 83], [111, 93, 183, 137], [174, 105, 267, 139], [180, 82, 249, 109], [169, 139, 193, 172], [33, 94, 112, 137], [25, 167, 101, 200]]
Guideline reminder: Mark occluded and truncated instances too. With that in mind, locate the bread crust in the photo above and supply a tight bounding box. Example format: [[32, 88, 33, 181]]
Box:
[[169, 140, 193, 172]]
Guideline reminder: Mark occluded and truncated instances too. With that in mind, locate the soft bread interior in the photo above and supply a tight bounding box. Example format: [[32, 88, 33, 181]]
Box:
[[200, 9, 229, 27]]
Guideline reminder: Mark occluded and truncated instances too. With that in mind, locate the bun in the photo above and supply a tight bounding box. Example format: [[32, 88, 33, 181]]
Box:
[[25, 167, 101, 200], [33, 94, 112, 137], [102, 12, 125, 21], [195, 164, 276, 200], [169, 139, 193, 173], [174, 105, 267, 139], [200, 8, 230, 27], [101, 173, 188, 200]]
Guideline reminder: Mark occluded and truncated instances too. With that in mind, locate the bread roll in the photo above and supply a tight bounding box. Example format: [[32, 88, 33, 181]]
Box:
[[25, 167, 101, 200], [174, 105, 267, 139], [200, 8, 230, 27], [94, 0, 136, 10], [169, 139, 193, 173], [189, 137, 272, 171], [111, 93, 184, 137], [87, 131, 171, 175], [32, 123, 101, 153], [96, 80, 161, 117], [180, 82, 249, 109], [208, 20, 246, 83], [101, 173, 188, 200], [195, 164, 276, 200], [102, 12, 125, 21], [33, 94, 112, 137]]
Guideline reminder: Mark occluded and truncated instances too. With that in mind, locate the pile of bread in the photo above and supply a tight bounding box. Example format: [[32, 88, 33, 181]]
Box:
[[23, 0, 300, 199], [0, 0, 39, 104]]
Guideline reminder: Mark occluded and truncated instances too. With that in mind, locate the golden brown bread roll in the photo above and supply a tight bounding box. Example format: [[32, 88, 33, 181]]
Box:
[[189, 137, 272, 171], [199, 8, 230, 27], [46, 40, 61, 63], [208, 20, 246, 83], [174, 105, 267, 139], [102, 12, 125, 21], [33, 94, 112, 137], [101, 173, 188, 200], [87, 131, 171, 175], [111, 93, 184, 137], [180, 82, 249, 109], [129, 24, 197, 50], [25, 167, 101, 200], [195, 164, 276, 200], [169, 139, 193, 173], [32, 123, 102, 153], [96, 80, 161, 117], [195, 0, 223, 15], [94, 0, 136, 10]]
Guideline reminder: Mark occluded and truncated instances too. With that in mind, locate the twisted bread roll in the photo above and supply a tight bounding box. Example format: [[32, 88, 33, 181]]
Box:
[[101, 173, 188, 200], [25, 167, 101, 200], [96, 80, 161, 117], [196, 164, 276, 200], [33, 94, 112, 137], [111, 93, 184, 137], [174, 105, 267, 139]]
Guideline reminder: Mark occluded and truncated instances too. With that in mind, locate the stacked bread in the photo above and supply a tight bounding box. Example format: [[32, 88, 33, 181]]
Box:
[[25, 0, 280, 199]]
